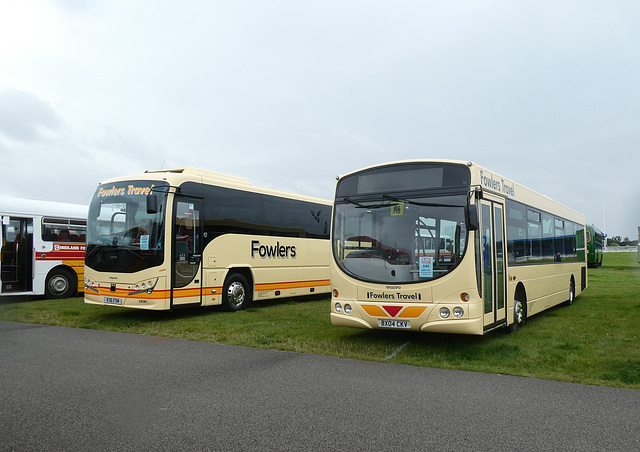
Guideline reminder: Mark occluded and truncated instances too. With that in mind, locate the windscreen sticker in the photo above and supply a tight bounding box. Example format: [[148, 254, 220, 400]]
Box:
[[390, 201, 404, 216], [140, 235, 150, 250], [419, 256, 433, 277]]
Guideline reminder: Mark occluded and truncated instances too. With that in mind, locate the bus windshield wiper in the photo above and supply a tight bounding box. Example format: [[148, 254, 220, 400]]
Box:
[[343, 197, 367, 208], [343, 197, 389, 209], [382, 194, 465, 208]]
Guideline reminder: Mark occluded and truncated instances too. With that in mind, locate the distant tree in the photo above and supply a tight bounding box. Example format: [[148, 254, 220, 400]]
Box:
[[607, 236, 638, 246], [607, 236, 622, 246]]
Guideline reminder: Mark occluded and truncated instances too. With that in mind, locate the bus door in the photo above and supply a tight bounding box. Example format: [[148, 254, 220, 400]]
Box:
[[481, 201, 506, 329], [171, 197, 202, 307], [1, 217, 34, 293]]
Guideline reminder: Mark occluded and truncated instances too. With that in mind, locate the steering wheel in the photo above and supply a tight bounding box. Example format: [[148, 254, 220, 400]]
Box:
[[123, 227, 148, 243]]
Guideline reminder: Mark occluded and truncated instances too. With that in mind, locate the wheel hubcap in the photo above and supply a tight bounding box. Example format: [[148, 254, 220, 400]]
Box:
[[514, 300, 523, 324], [49, 276, 68, 295], [227, 281, 245, 307]]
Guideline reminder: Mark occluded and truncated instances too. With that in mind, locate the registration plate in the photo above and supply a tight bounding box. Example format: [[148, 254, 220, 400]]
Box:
[[378, 319, 410, 329], [104, 296, 123, 305]]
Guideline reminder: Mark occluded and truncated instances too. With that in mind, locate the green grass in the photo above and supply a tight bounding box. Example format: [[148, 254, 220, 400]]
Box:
[[1, 252, 639, 388]]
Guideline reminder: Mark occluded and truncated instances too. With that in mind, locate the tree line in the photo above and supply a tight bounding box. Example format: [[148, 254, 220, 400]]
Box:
[[606, 236, 639, 247]]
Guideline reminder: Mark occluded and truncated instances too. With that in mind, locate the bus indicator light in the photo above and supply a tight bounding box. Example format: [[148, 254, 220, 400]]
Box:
[[460, 292, 470, 302]]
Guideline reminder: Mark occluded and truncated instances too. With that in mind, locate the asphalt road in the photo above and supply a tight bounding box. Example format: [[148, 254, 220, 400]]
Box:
[[1, 320, 638, 451]]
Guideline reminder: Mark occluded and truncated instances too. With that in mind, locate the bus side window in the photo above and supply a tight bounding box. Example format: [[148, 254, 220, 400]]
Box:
[[42, 229, 58, 241]]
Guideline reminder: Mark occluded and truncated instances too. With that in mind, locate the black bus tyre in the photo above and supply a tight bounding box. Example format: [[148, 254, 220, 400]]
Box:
[[508, 298, 525, 334], [222, 273, 252, 311], [564, 279, 575, 307], [45, 268, 76, 299]]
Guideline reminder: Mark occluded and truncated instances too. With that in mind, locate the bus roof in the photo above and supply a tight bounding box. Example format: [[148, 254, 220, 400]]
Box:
[[144, 167, 251, 186], [0, 195, 87, 219], [336, 159, 584, 223], [587, 224, 604, 235], [98, 167, 332, 206]]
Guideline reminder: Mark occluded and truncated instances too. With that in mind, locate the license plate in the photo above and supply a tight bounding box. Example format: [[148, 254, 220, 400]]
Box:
[[104, 296, 123, 305], [378, 319, 410, 329]]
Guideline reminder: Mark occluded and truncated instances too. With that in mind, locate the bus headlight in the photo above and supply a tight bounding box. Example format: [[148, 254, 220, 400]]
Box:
[[344, 304, 352, 314], [335, 303, 343, 313], [453, 307, 464, 318], [440, 307, 450, 319]]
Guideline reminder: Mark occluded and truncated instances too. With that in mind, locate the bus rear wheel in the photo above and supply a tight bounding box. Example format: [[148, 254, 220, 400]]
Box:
[[564, 279, 575, 307], [45, 268, 76, 299], [222, 273, 252, 311]]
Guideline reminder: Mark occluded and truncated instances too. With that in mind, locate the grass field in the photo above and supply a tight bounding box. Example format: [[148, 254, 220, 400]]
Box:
[[1, 252, 639, 389]]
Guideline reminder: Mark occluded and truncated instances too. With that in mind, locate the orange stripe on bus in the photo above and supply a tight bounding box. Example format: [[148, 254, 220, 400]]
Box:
[[397, 307, 427, 318], [92, 287, 169, 300], [361, 305, 387, 317], [255, 279, 330, 291], [36, 253, 85, 260], [91, 279, 328, 301]]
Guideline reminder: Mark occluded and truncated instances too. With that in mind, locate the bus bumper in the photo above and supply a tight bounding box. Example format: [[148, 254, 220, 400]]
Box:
[[330, 309, 485, 335], [419, 317, 484, 335], [330, 312, 375, 329]]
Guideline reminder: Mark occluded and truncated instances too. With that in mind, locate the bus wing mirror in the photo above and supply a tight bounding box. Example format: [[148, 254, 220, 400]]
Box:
[[467, 205, 479, 231], [147, 194, 158, 214]]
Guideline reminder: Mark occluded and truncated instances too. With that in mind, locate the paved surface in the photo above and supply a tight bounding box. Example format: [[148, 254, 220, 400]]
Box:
[[1, 320, 639, 451]]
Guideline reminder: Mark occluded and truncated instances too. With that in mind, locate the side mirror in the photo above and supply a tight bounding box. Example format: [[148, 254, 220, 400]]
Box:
[[466, 204, 479, 231], [146, 194, 158, 214]]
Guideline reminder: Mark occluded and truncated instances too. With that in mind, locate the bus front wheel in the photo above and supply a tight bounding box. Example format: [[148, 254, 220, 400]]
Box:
[[508, 298, 526, 333], [222, 273, 252, 311], [45, 268, 76, 299]]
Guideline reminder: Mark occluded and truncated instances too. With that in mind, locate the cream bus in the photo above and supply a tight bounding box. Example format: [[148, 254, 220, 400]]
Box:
[[1, 195, 87, 298], [84, 167, 331, 311], [330, 160, 587, 334]]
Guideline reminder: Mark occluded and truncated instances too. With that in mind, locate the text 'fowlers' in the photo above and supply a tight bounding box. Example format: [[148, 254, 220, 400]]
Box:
[[251, 240, 297, 259]]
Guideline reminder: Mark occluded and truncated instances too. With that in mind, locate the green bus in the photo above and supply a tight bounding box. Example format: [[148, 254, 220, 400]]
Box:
[[585, 225, 604, 268]]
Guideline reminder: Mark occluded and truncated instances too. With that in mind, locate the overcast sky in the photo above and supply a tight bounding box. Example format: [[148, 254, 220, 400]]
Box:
[[1, 0, 639, 239]]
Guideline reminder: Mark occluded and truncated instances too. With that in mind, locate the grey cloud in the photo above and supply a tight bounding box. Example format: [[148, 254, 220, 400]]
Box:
[[0, 88, 62, 143]]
